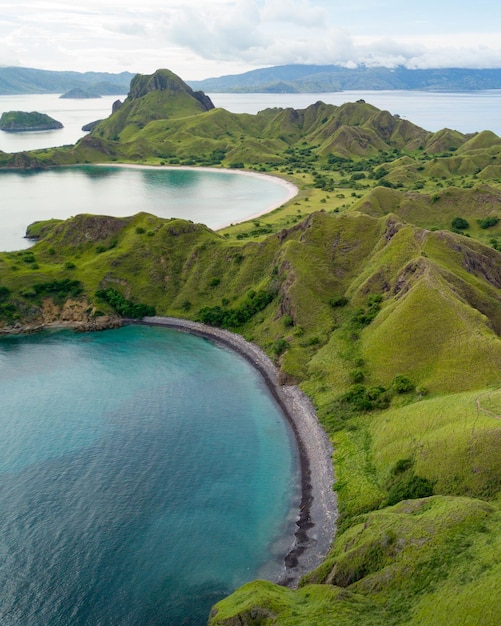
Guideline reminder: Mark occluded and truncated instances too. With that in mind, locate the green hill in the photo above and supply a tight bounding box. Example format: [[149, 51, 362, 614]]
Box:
[[0, 110, 63, 132], [2, 67, 501, 625]]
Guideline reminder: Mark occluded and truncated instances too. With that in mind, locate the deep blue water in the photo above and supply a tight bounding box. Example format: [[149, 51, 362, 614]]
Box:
[[0, 325, 298, 625]]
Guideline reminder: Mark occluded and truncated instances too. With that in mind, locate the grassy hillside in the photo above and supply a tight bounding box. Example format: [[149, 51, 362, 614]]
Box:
[[2, 68, 501, 625]]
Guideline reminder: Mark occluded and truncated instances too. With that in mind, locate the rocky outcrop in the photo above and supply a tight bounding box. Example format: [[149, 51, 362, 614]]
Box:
[[0, 298, 123, 335], [128, 69, 214, 111]]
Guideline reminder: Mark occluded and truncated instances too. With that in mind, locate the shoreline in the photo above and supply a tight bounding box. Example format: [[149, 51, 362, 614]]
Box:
[[0, 313, 337, 585], [135, 315, 337, 587], [92, 163, 299, 229]]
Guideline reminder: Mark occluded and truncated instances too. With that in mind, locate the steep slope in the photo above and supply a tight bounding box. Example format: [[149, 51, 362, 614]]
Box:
[[3, 67, 501, 625], [3, 209, 501, 624], [87, 69, 215, 142]]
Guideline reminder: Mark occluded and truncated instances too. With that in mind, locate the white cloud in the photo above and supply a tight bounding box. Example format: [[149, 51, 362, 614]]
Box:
[[1, 0, 501, 78]]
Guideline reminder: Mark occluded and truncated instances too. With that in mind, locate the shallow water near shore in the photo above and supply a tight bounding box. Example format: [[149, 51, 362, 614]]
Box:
[[0, 164, 293, 252], [0, 325, 298, 625]]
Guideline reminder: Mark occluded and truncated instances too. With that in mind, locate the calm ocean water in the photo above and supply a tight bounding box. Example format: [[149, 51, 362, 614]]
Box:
[[0, 165, 291, 252], [1, 90, 500, 154], [0, 325, 298, 625], [0, 88, 497, 625], [0, 94, 125, 153], [211, 90, 501, 136]]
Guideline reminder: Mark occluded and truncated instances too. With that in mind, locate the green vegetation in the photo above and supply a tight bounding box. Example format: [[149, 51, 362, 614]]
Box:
[[3, 68, 501, 624], [0, 110, 63, 131], [195, 289, 275, 328], [95, 287, 155, 318]]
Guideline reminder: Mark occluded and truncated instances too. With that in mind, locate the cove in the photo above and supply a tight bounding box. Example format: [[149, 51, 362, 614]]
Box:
[[0, 165, 296, 252], [0, 325, 300, 625]]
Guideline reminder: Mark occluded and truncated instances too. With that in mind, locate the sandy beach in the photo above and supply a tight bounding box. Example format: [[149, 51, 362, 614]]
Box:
[[94, 163, 299, 228], [138, 315, 337, 587]]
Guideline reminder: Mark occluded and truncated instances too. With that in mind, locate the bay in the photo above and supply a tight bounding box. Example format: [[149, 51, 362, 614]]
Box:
[[0, 165, 293, 252], [0, 325, 299, 625]]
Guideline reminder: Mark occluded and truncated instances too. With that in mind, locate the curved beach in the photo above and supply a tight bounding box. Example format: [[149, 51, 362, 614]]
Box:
[[95, 163, 299, 228], [138, 316, 337, 586]]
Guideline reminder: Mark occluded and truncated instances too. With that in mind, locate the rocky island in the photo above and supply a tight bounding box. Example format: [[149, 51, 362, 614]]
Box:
[[0, 110, 63, 132]]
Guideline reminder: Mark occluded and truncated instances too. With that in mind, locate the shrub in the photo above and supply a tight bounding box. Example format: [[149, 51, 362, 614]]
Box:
[[349, 369, 365, 384], [477, 217, 499, 229], [195, 289, 275, 329], [32, 279, 83, 300], [95, 288, 155, 318], [451, 216, 469, 230], [386, 474, 434, 506], [329, 296, 348, 308], [385, 458, 434, 506], [272, 338, 289, 356], [391, 374, 415, 393]]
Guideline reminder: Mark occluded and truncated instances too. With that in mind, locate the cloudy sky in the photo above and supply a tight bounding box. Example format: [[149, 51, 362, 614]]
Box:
[[1, 0, 501, 79]]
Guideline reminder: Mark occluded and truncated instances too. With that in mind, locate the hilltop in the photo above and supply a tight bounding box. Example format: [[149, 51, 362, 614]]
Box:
[[2, 68, 501, 625]]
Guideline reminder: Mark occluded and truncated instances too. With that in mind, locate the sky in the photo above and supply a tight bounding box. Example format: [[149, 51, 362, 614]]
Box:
[[1, 0, 501, 80]]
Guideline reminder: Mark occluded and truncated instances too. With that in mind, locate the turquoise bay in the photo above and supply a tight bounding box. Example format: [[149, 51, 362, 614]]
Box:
[[0, 325, 298, 625], [0, 165, 293, 251]]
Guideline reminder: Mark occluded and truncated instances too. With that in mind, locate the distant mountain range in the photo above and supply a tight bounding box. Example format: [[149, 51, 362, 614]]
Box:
[[5, 65, 501, 96], [0, 67, 135, 95], [188, 65, 501, 93]]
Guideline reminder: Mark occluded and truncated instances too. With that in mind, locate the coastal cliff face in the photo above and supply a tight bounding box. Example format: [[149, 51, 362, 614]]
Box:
[[0, 297, 122, 335]]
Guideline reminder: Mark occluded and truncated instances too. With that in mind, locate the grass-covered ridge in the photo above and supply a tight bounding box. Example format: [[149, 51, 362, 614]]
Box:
[[2, 68, 501, 624]]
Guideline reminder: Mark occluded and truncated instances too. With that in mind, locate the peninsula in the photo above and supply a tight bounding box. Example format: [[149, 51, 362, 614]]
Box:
[[1, 68, 501, 625]]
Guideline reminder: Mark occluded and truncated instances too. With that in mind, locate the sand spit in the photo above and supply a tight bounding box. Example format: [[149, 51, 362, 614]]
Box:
[[137, 316, 337, 586]]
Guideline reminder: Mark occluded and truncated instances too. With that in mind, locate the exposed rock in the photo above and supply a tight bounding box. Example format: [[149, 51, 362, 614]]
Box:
[[128, 69, 214, 112], [81, 120, 102, 131], [112, 99, 123, 113]]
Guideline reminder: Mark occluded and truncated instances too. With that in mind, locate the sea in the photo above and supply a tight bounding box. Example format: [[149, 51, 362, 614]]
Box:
[[0, 165, 292, 251], [0, 89, 498, 625], [0, 325, 299, 625], [1, 89, 501, 154]]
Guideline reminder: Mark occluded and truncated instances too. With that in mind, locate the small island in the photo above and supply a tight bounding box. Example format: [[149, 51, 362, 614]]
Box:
[[0, 110, 63, 132], [60, 88, 101, 99]]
